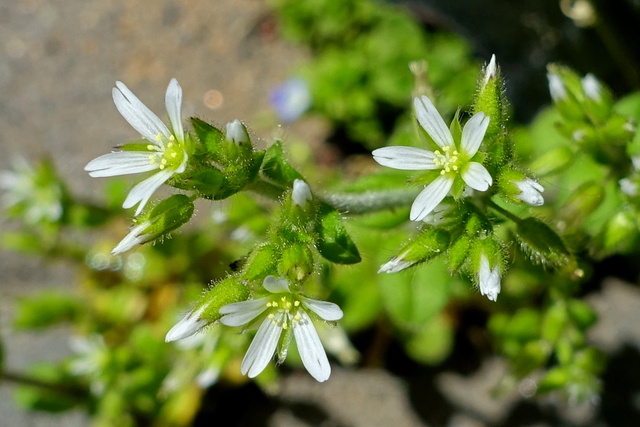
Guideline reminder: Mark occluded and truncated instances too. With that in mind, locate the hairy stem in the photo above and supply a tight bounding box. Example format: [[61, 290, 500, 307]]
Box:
[[320, 188, 420, 214]]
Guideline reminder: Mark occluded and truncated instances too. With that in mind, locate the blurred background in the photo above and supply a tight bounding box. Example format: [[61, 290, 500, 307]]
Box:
[[3, 0, 640, 426]]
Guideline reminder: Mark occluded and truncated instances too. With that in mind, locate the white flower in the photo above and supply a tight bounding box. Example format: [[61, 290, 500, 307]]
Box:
[[478, 254, 501, 302], [85, 79, 188, 216], [292, 179, 312, 206], [219, 276, 343, 382], [515, 178, 545, 206], [372, 95, 492, 221]]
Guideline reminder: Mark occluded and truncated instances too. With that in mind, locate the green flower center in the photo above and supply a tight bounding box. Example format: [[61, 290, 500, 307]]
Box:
[[147, 134, 185, 170], [433, 146, 461, 175], [266, 295, 303, 330]]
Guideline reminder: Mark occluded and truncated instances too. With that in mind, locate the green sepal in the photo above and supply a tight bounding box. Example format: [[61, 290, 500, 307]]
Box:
[[171, 168, 225, 198], [316, 203, 361, 264], [447, 234, 471, 273], [382, 227, 450, 272], [242, 243, 279, 280], [199, 276, 251, 322], [119, 140, 153, 152], [191, 117, 224, 158], [138, 194, 194, 237], [278, 243, 315, 282], [260, 141, 303, 186], [515, 217, 571, 267]]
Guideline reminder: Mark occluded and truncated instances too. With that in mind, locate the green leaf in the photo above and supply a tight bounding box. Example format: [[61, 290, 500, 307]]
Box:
[[260, 141, 303, 186], [316, 204, 361, 264], [537, 367, 569, 394], [14, 292, 82, 330]]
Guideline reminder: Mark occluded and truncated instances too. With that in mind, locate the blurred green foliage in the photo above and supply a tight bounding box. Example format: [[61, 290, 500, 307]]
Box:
[[269, 0, 477, 149]]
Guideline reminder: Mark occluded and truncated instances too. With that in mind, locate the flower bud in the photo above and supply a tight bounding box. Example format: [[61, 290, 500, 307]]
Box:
[[499, 169, 544, 206], [225, 120, 250, 146], [112, 194, 194, 255], [378, 228, 450, 273], [165, 276, 249, 342], [292, 179, 312, 207], [474, 54, 505, 139], [470, 238, 503, 302], [547, 65, 586, 121]]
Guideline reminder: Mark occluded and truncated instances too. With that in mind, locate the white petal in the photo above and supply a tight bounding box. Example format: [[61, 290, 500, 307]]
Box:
[[372, 146, 436, 170], [165, 78, 184, 142], [241, 317, 282, 378], [262, 276, 290, 294], [113, 81, 171, 142], [413, 95, 454, 149], [292, 179, 312, 206], [219, 298, 269, 327], [410, 176, 453, 222], [293, 311, 331, 382], [165, 306, 208, 342], [85, 152, 158, 177], [461, 112, 490, 157], [123, 168, 174, 216], [301, 297, 343, 321], [479, 255, 501, 302], [462, 162, 492, 192]]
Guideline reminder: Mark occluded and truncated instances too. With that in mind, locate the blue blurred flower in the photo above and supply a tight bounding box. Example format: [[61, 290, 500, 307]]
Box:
[[270, 77, 312, 123]]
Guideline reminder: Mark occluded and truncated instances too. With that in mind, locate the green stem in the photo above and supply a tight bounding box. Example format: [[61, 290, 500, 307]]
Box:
[[1, 370, 87, 400], [486, 199, 522, 224], [320, 188, 420, 215]]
